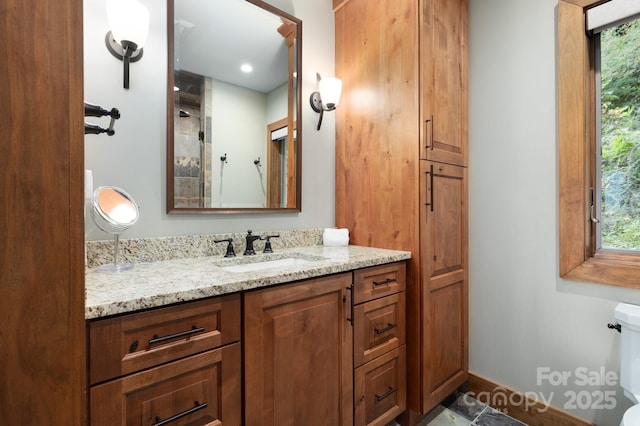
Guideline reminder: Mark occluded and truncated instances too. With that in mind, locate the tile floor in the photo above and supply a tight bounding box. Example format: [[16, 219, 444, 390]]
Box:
[[391, 391, 528, 426]]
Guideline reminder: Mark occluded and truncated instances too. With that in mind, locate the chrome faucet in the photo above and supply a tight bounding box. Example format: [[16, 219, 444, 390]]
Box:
[[243, 230, 262, 255]]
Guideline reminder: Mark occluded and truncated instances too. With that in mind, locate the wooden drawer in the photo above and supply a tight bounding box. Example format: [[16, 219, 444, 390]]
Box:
[[354, 346, 406, 426], [354, 292, 405, 367], [90, 342, 241, 426], [353, 262, 406, 304], [89, 294, 241, 385]]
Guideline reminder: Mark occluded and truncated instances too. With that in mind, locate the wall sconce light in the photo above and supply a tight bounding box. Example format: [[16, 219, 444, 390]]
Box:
[[310, 76, 342, 130], [105, 0, 150, 89]]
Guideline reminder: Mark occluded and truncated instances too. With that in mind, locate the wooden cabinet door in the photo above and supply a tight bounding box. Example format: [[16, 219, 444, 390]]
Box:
[[420, 0, 468, 167], [420, 160, 468, 411], [244, 273, 354, 426]]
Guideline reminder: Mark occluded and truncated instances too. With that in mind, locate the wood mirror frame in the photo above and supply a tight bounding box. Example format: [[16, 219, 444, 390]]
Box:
[[166, 0, 302, 214]]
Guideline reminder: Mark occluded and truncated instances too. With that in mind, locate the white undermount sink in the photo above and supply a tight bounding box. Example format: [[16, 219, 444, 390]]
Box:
[[219, 256, 315, 273]]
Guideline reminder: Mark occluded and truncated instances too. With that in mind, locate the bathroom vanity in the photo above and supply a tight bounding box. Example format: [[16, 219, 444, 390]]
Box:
[[85, 243, 410, 426]]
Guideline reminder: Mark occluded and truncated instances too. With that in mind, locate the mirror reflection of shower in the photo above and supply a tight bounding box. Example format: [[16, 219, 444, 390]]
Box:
[[254, 157, 267, 207], [266, 120, 291, 208], [175, 69, 289, 208], [218, 153, 227, 208], [173, 70, 209, 208]]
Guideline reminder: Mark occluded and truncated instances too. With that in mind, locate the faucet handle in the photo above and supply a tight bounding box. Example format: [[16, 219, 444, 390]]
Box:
[[214, 238, 236, 257], [262, 234, 280, 253]]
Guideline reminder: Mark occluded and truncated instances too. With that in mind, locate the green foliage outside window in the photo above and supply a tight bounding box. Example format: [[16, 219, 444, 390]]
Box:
[[600, 19, 640, 249]]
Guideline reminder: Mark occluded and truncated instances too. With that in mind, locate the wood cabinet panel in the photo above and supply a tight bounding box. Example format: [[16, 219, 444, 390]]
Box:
[[244, 273, 353, 426], [354, 346, 407, 426], [89, 294, 240, 385], [421, 0, 468, 166], [421, 161, 466, 283], [90, 343, 241, 426], [334, 0, 420, 256], [354, 292, 406, 368], [421, 160, 468, 410], [425, 281, 466, 398]]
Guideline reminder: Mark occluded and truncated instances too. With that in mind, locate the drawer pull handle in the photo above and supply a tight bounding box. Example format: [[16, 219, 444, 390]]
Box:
[[152, 401, 207, 426], [374, 322, 398, 335], [375, 386, 399, 403], [149, 325, 205, 345], [372, 278, 395, 287]]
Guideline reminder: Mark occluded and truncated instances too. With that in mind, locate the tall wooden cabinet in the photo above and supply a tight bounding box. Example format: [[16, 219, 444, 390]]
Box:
[[1, 1, 86, 425], [334, 0, 468, 422]]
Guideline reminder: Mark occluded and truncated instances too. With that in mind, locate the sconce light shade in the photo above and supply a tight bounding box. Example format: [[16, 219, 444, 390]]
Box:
[[318, 77, 342, 110], [310, 76, 342, 130], [105, 0, 150, 89]]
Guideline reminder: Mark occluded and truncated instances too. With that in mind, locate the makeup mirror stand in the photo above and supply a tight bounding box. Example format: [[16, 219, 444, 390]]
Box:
[[91, 186, 140, 273]]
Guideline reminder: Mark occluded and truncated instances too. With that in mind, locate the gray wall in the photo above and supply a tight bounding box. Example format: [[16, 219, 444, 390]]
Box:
[[84, 0, 336, 239], [469, 1, 640, 424]]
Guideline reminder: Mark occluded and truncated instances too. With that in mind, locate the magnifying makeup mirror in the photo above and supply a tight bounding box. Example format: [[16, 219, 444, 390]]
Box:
[[91, 186, 140, 272]]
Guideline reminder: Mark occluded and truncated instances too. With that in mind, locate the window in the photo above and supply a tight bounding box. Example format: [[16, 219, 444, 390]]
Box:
[[594, 17, 640, 250], [558, 0, 640, 288]]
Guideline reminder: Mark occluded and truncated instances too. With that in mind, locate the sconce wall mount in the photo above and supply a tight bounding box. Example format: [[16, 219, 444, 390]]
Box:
[[105, 0, 150, 90], [309, 76, 342, 130], [105, 32, 144, 63]]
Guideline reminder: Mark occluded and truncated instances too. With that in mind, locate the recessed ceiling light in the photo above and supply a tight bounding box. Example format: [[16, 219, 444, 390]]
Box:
[[241, 63, 253, 73]]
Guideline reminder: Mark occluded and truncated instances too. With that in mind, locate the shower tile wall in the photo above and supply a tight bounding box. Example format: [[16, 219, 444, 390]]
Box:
[[204, 115, 212, 207], [174, 104, 202, 208]]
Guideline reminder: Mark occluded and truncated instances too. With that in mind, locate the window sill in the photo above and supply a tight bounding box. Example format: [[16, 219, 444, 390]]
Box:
[[562, 256, 640, 289]]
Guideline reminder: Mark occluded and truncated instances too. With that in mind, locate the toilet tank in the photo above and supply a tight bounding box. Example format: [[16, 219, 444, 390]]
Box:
[[615, 302, 640, 402]]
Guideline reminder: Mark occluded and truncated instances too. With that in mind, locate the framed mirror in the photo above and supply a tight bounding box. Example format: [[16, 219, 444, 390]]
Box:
[[167, 0, 302, 213]]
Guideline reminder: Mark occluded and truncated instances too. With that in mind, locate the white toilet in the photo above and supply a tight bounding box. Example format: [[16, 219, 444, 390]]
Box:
[[614, 303, 640, 425]]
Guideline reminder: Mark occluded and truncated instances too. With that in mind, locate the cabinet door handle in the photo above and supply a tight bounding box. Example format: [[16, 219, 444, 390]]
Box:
[[375, 386, 399, 402], [148, 325, 205, 345], [425, 164, 434, 212], [372, 278, 396, 287], [374, 322, 398, 335], [345, 284, 354, 325], [152, 401, 208, 426], [424, 115, 434, 151]]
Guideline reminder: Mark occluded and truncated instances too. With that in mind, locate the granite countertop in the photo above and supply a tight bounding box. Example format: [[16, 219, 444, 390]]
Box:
[[85, 245, 411, 319]]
